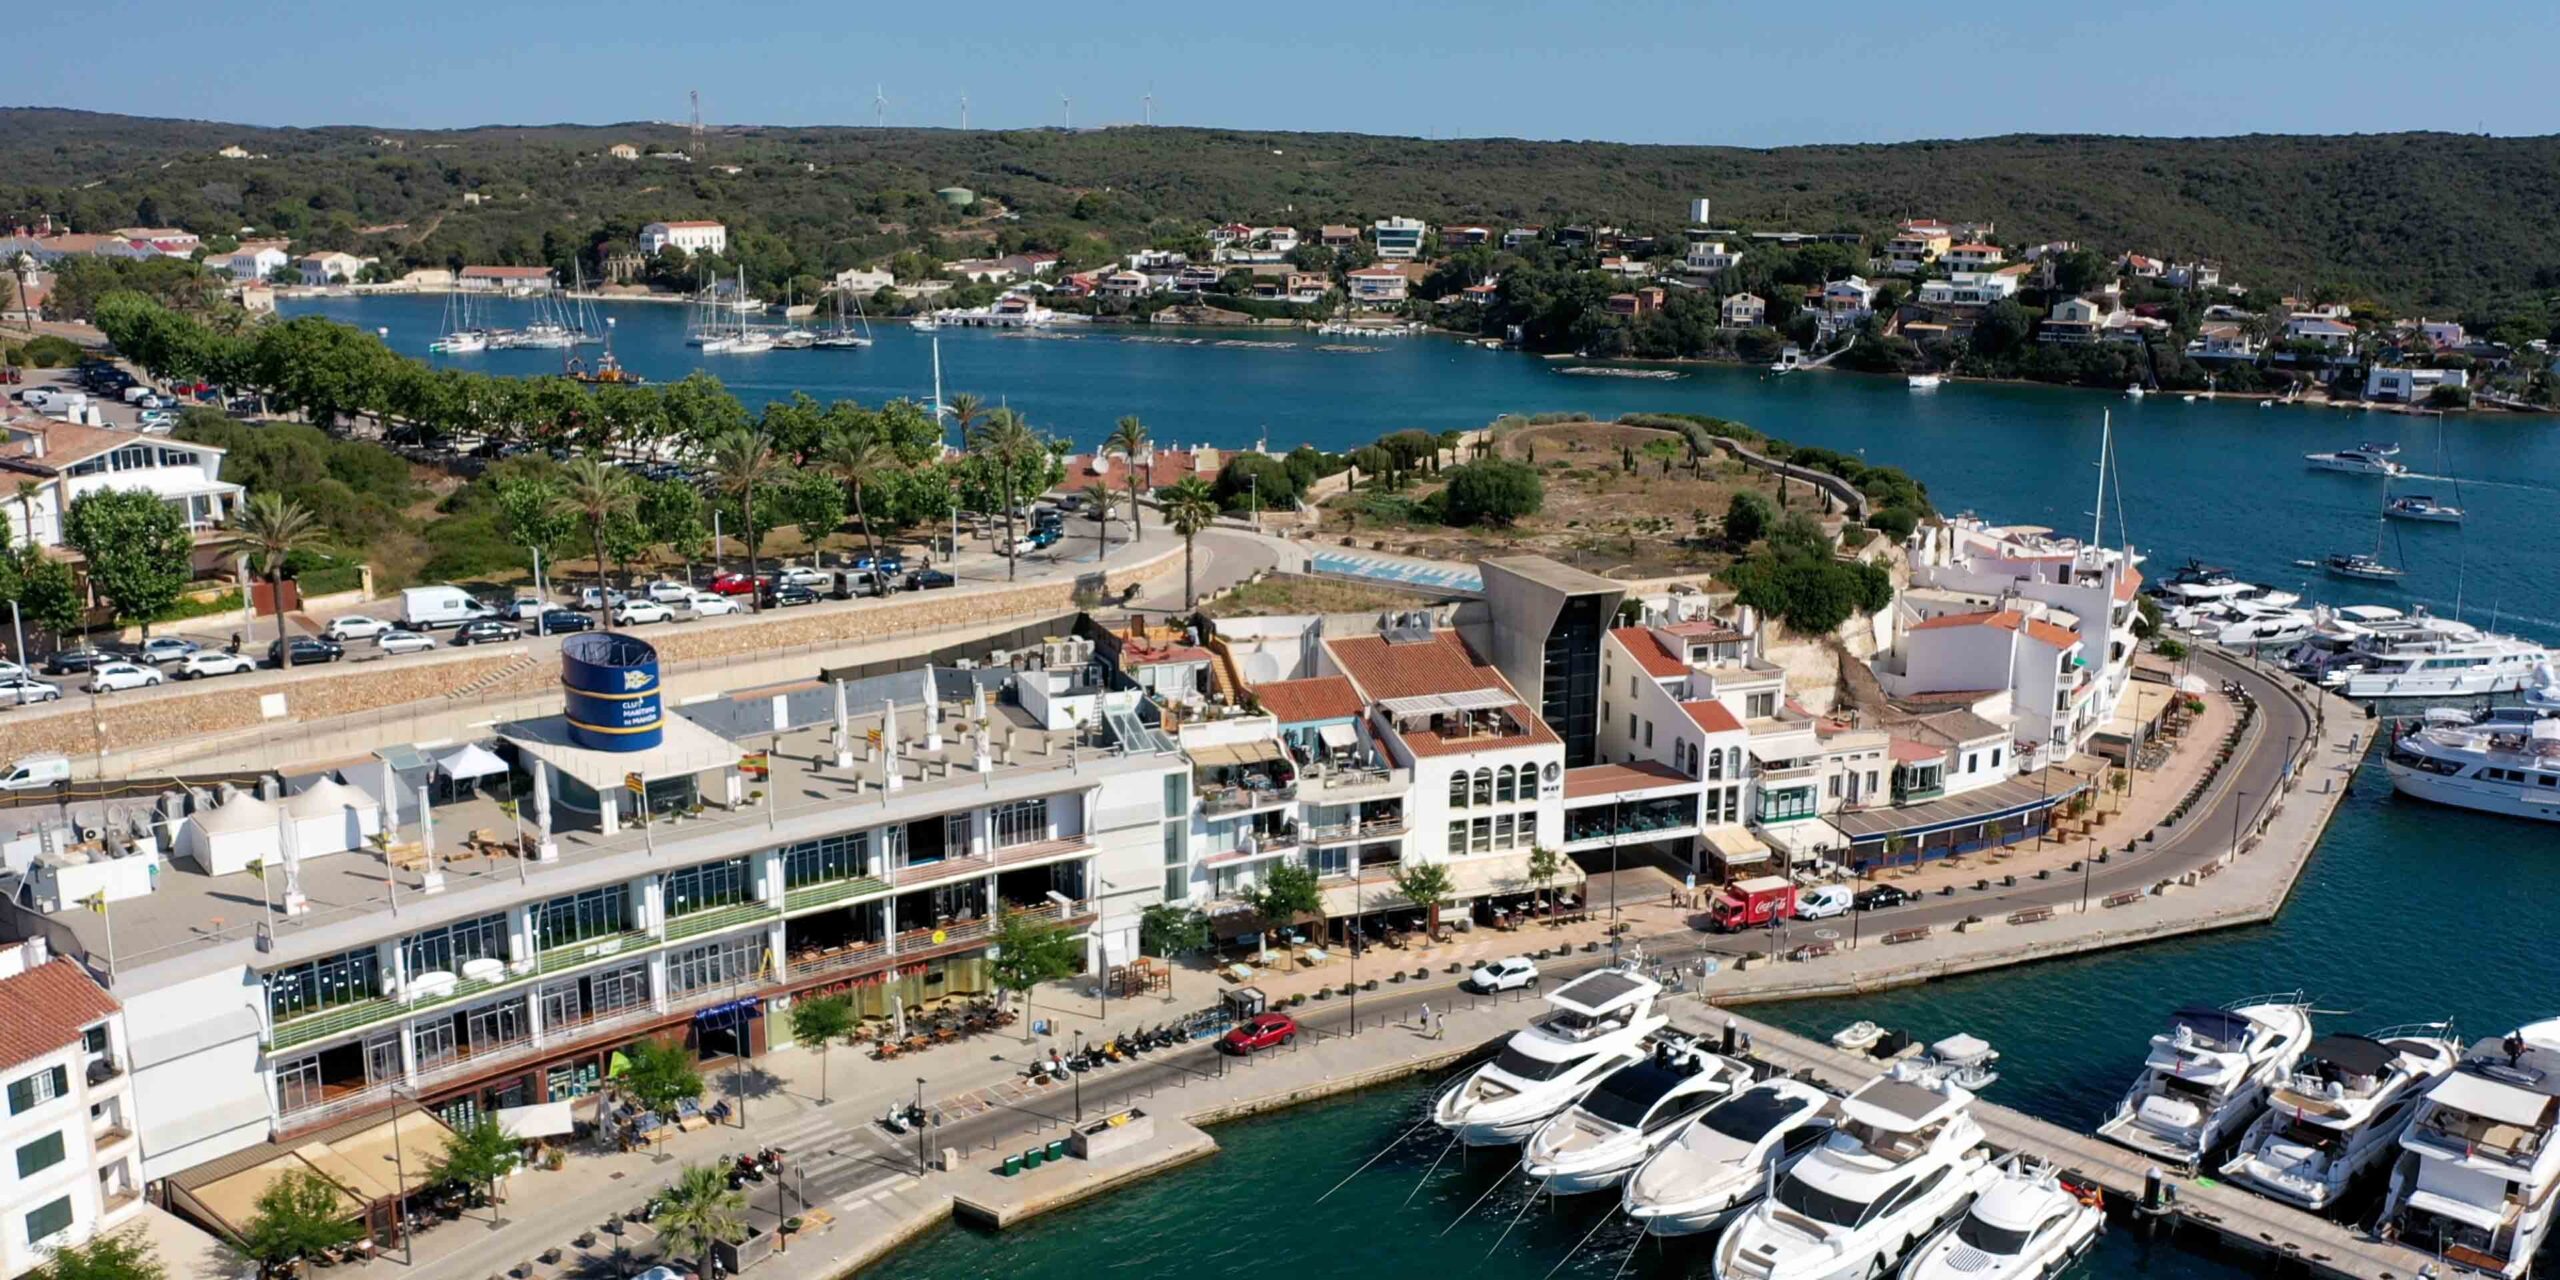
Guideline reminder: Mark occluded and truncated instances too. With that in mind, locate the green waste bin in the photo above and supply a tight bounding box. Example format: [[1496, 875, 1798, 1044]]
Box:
[[1023, 1147, 1044, 1169], [1046, 1138, 1068, 1161], [1000, 1154, 1022, 1177]]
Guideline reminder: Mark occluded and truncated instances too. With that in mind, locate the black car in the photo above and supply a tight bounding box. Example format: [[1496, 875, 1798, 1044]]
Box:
[[1853, 884, 1915, 912], [43, 647, 112, 675], [905, 568, 956, 591], [535, 608, 594, 635], [267, 635, 345, 666], [452, 619, 524, 646], [764, 583, 819, 608]]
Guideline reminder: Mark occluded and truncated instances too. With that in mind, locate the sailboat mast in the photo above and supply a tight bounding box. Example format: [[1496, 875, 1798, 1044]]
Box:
[[2091, 409, 2111, 549]]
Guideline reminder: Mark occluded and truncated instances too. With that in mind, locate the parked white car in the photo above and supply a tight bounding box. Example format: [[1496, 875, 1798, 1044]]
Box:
[[375, 629, 436, 655], [683, 593, 743, 617], [87, 661, 165, 693], [0, 676, 61, 706], [0, 660, 27, 682], [174, 650, 257, 680], [646, 580, 694, 604], [611, 599, 674, 626], [779, 565, 831, 588], [136, 636, 200, 664], [1469, 956, 1541, 993], [505, 597, 550, 622], [576, 586, 629, 610], [1794, 884, 1853, 921], [324, 614, 392, 641]]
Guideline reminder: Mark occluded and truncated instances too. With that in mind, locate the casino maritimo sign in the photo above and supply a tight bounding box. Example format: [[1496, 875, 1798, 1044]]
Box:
[[560, 632, 666, 753]]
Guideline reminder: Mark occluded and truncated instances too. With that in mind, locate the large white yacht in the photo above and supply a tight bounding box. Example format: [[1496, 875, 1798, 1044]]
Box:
[[2386, 709, 2560, 823], [2335, 616, 2549, 699], [1900, 1156, 2103, 1280], [1622, 1079, 1834, 1236], [1712, 1067, 1994, 1280], [2220, 1027, 2461, 1210], [2305, 442, 2410, 476], [2376, 1022, 2560, 1278], [2096, 995, 2314, 1166], [1431, 969, 1667, 1146], [1519, 1041, 1753, 1193]]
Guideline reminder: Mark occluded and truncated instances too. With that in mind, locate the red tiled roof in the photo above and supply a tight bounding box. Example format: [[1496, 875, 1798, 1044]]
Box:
[[0, 957, 118, 1074], [1680, 700, 1743, 734], [1609, 627, 1686, 679], [2114, 568, 2142, 602], [1251, 676, 1365, 723], [1911, 609, 2080, 651], [657, 219, 724, 228], [1328, 630, 1502, 702], [1889, 738, 1946, 763], [1562, 760, 1691, 800], [1057, 449, 1218, 493]]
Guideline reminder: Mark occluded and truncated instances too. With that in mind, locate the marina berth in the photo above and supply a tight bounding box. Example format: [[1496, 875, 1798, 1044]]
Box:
[[2220, 1028, 2461, 1210], [1621, 1078, 1835, 1236], [2097, 995, 2313, 1166], [1899, 1155, 2103, 1280], [1711, 1066, 1995, 1280], [1518, 1040, 1753, 1194], [2376, 1022, 2560, 1279], [1430, 968, 1668, 1147]]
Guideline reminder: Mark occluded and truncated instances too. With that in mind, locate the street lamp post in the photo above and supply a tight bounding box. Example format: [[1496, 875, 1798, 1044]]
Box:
[[2080, 838, 2096, 913], [912, 1077, 928, 1175], [2229, 788, 2252, 861]]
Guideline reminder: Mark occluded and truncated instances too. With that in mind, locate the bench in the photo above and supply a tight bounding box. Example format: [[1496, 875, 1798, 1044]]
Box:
[[1882, 926, 1932, 946], [2103, 890, 2144, 908], [2007, 907, 2054, 926]]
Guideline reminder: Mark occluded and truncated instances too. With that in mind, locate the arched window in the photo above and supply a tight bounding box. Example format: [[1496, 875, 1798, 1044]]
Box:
[[1728, 747, 1743, 777], [1473, 768, 1494, 807], [1449, 771, 1469, 809], [1496, 765, 1516, 803], [1707, 748, 1723, 781]]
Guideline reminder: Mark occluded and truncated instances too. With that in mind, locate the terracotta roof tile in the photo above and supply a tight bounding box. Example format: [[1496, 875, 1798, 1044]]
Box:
[[1251, 676, 1365, 723], [1609, 627, 1686, 679], [2114, 568, 2142, 601], [1562, 760, 1691, 799], [1328, 630, 1558, 756], [0, 957, 118, 1075], [1680, 700, 1743, 734], [1910, 609, 2080, 650]]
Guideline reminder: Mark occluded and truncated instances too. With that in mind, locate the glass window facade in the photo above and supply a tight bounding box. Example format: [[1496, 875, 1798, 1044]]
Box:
[[1542, 595, 1606, 767], [668, 934, 765, 994], [534, 887, 631, 952], [264, 947, 383, 1023], [782, 832, 872, 888], [402, 913, 508, 978], [991, 798, 1048, 848], [665, 857, 750, 916]]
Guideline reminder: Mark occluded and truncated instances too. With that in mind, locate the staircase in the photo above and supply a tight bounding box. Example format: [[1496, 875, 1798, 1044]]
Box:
[[446, 652, 543, 700]]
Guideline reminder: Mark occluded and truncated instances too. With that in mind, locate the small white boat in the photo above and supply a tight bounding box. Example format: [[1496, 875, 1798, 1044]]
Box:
[[1924, 1033, 2000, 1091], [1622, 1079, 1834, 1236], [910, 316, 940, 332], [1902, 1156, 2103, 1280], [1907, 374, 1942, 390], [429, 330, 487, 354], [1520, 1042, 1753, 1193], [2325, 552, 2404, 582], [2385, 494, 2465, 523], [2125, 384, 2147, 398], [2305, 443, 2409, 476], [1832, 1021, 1885, 1053], [2182, 394, 2198, 402]]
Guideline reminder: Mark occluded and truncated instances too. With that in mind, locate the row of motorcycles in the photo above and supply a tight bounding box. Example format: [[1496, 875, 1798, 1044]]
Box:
[[1024, 1014, 1223, 1084], [722, 1147, 786, 1192]]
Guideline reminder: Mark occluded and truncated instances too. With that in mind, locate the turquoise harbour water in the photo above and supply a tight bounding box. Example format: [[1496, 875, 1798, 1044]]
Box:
[[283, 296, 2560, 1278]]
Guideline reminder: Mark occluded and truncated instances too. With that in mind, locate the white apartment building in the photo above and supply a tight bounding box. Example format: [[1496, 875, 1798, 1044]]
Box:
[[1346, 266, 1410, 304], [1682, 234, 1743, 275], [0, 944, 139, 1276], [2366, 366, 2467, 403], [1371, 217, 1428, 261], [637, 220, 729, 257], [209, 245, 288, 280], [1917, 272, 2019, 308], [294, 252, 372, 286], [0, 419, 245, 550], [1, 653, 1179, 1183], [1720, 293, 1766, 328], [1900, 516, 2141, 766]]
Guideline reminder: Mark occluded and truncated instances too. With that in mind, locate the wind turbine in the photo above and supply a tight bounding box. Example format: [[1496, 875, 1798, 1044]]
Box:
[[1061, 94, 1072, 129], [959, 93, 969, 130], [1143, 86, 1154, 126], [873, 84, 887, 128]]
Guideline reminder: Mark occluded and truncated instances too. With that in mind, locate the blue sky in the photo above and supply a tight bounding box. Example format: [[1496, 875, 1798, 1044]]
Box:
[[17, 0, 2558, 144]]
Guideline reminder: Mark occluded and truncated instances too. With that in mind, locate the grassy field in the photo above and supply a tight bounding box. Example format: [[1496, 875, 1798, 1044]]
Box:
[[1201, 576, 1436, 619]]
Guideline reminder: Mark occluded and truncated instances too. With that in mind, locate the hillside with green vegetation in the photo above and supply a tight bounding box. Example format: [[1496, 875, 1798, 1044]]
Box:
[[7, 109, 2560, 313]]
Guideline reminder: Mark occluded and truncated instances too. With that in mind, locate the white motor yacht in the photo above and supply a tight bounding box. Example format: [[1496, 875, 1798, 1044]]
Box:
[[2386, 710, 2560, 823], [2221, 1028, 2461, 1210], [2214, 603, 2319, 648], [2376, 1022, 2560, 1279], [1624, 1079, 1835, 1237], [1907, 374, 1942, 390], [1712, 1067, 1994, 1280], [1902, 1156, 2103, 1280], [2305, 443, 2409, 476], [1431, 969, 1667, 1146], [1520, 1041, 1753, 1193], [2332, 614, 2551, 699], [1922, 1034, 2001, 1091], [2096, 995, 2313, 1166]]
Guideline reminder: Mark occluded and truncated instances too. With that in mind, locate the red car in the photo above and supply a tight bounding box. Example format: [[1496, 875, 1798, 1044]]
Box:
[[1220, 1013, 1298, 1054], [707, 572, 758, 596]]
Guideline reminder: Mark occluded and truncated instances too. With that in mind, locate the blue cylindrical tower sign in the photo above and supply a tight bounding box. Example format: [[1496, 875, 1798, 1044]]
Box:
[[561, 632, 663, 752]]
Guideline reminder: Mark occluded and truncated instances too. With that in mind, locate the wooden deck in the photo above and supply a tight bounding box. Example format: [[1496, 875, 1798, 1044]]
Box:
[[1677, 1006, 2449, 1280]]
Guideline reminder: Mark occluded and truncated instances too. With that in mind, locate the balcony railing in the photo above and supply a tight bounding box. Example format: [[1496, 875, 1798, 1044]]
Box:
[[787, 940, 890, 981], [1308, 765, 1412, 797], [1303, 819, 1408, 845], [994, 834, 1094, 866], [1202, 783, 1297, 816], [784, 876, 891, 913], [663, 899, 782, 943], [889, 853, 995, 890]]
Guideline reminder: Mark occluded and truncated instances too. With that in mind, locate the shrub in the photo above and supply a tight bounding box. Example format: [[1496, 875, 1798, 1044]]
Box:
[[1867, 506, 1919, 540], [1441, 459, 1543, 527], [1214, 453, 1298, 513], [19, 335, 85, 367]]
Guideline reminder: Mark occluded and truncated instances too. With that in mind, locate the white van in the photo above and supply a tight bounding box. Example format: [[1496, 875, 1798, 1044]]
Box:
[[21, 389, 87, 419], [1795, 884, 1853, 921], [400, 585, 498, 630], [0, 754, 72, 792]]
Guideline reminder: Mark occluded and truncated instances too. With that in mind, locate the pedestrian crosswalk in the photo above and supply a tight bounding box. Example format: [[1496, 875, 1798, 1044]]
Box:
[[1310, 551, 1483, 593], [750, 1112, 916, 1207]]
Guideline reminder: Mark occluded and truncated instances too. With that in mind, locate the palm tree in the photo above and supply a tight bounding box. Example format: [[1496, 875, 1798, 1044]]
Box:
[[818, 426, 902, 583], [225, 493, 320, 669], [967, 410, 1041, 582], [559, 457, 637, 628], [1088, 486, 1118, 563], [707, 428, 782, 600], [1107, 414, 1150, 542], [1163, 476, 1219, 609], [13, 481, 38, 544], [943, 390, 985, 442], [651, 1163, 747, 1269]]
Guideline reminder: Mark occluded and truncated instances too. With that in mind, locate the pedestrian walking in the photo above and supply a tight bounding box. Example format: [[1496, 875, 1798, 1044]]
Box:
[[1431, 1009, 1445, 1040], [1417, 1002, 1432, 1036]]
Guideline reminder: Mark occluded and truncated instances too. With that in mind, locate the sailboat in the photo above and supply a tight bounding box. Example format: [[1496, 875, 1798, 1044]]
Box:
[[2384, 422, 2465, 523], [686, 274, 732, 350], [2325, 494, 2406, 582], [814, 289, 874, 349], [708, 270, 774, 354], [430, 290, 488, 353]]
